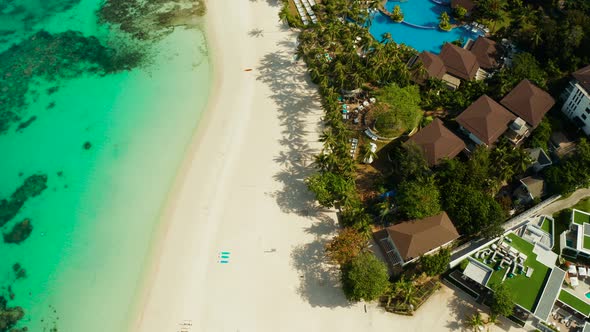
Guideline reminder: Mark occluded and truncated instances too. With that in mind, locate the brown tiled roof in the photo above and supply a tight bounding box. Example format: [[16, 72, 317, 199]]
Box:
[[573, 64, 590, 93], [385, 212, 459, 261], [439, 43, 479, 80], [456, 95, 516, 145], [469, 37, 498, 69], [407, 118, 466, 166], [419, 51, 446, 80], [451, 0, 475, 11], [520, 176, 545, 199], [500, 79, 555, 128]]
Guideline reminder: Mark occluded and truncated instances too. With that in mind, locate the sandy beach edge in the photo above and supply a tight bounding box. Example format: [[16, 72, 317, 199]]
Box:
[[125, 2, 224, 329]]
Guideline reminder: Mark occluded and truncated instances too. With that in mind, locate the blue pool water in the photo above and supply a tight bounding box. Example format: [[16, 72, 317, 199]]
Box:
[[369, 0, 481, 53], [586, 292, 590, 299]]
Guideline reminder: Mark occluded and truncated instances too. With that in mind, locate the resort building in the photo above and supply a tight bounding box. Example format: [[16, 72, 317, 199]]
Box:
[[466, 36, 498, 70], [502, 79, 555, 127], [406, 118, 466, 166], [456, 95, 516, 146], [527, 148, 552, 173], [411, 43, 489, 90], [498, 79, 556, 145], [513, 176, 546, 204], [447, 209, 590, 330], [439, 43, 486, 81], [561, 64, 590, 135], [561, 209, 590, 260], [374, 212, 459, 267]]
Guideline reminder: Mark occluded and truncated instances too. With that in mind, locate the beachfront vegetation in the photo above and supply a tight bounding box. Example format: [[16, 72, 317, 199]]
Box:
[[279, 1, 304, 28], [465, 312, 486, 331], [489, 283, 515, 319], [341, 252, 390, 302], [325, 227, 369, 265], [391, 5, 404, 22], [438, 12, 451, 31], [419, 248, 451, 277]]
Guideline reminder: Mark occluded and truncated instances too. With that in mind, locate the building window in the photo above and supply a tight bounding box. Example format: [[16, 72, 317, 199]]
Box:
[[586, 107, 590, 114], [583, 114, 588, 120]]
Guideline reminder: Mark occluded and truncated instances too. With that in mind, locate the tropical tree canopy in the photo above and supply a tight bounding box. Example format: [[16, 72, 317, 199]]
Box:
[[419, 247, 451, 276], [395, 176, 441, 220], [545, 138, 590, 195], [306, 171, 356, 208], [490, 283, 515, 319], [325, 227, 369, 265], [341, 252, 390, 302], [374, 83, 422, 137]]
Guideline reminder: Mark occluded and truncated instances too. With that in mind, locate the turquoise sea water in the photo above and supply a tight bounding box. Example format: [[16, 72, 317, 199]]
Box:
[[369, 0, 480, 53], [0, 0, 210, 331]]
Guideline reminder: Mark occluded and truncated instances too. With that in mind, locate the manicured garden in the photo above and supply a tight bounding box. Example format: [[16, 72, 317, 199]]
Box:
[[584, 236, 590, 250], [476, 233, 550, 311], [573, 208, 590, 226], [559, 289, 590, 316]]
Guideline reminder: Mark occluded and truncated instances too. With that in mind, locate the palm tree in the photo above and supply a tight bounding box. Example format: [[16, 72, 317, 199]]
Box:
[[278, 6, 290, 25], [531, 30, 543, 49], [466, 312, 485, 331], [381, 32, 392, 43], [393, 277, 418, 311], [319, 130, 338, 150], [375, 199, 392, 223], [391, 5, 404, 22]]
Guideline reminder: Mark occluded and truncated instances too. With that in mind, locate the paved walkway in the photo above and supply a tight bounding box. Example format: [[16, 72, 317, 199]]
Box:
[[539, 188, 590, 216]]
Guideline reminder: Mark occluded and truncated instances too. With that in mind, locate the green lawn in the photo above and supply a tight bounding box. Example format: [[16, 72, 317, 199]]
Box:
[[541, 217, 552, 235], [574, 210, 590, 226], [573, 198, 590, 212], [475, 233, 551, 311], [584, 236, 590, 250], [559, 290, 590, 316]]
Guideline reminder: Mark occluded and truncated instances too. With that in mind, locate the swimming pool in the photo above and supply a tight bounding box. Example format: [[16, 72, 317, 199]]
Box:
[[369, 0, 481, 53], [585, 292, 590, 299]]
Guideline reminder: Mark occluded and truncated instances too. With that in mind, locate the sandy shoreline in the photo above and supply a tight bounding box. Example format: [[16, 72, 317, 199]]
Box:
[[129, 1, 527, 331]]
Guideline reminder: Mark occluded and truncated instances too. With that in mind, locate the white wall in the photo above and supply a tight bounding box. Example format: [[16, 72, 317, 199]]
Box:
[[562, 81, 590, 135]]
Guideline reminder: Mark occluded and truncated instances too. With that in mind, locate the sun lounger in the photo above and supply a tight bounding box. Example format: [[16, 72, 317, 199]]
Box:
[[526, 267, 534, 277]]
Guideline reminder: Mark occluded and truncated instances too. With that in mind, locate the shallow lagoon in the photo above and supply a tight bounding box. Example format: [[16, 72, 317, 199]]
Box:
[[0, 0, 210, 330]]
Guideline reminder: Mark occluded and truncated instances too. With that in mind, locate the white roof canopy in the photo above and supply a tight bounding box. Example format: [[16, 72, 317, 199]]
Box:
[[569, 265, 578, 275]]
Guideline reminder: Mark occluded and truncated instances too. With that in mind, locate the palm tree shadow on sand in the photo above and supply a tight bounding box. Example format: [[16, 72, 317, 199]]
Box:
[[256, 35, 351, 307], [256, 37, 323, 218], [290, 216, 355, 308]]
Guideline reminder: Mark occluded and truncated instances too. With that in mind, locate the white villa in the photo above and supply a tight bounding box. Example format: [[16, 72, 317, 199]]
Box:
[[561, 65, 590, 135]]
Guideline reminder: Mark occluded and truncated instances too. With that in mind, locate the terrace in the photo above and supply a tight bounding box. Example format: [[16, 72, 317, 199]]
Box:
[[471, 233, 552, 311]]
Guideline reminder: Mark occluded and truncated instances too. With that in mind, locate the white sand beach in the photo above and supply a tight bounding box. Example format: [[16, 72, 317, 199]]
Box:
[[131, 1, 528, 331]]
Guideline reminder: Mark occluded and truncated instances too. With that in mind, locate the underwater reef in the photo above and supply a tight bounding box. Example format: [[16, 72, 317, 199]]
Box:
[[0, 296, 24, 332], [0, 30, 143, 134], [0, 174, 47, 227], [99, 0, 206, 40], [3, 219, 32, 244]]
